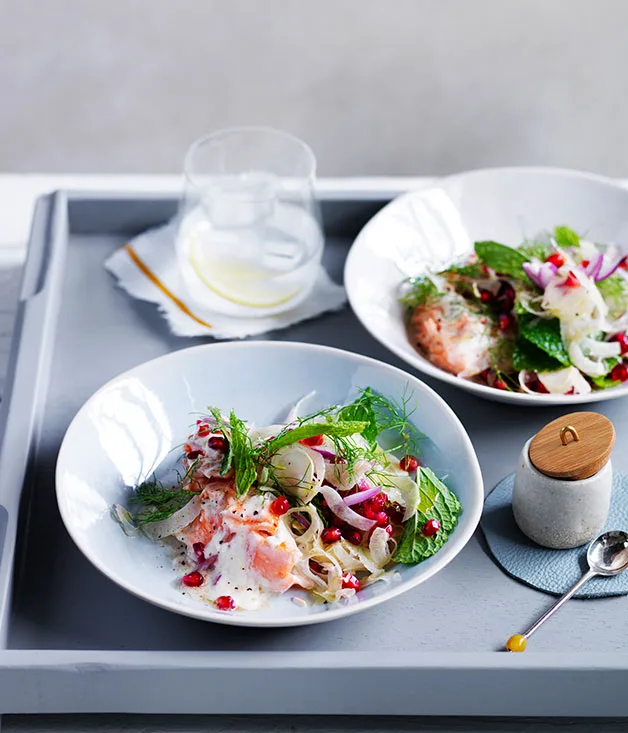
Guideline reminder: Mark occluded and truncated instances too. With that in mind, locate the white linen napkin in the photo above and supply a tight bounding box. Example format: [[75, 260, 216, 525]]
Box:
[[104, 221, 347, 338]]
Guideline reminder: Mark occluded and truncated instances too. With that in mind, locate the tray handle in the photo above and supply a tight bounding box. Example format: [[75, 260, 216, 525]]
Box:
[[19, 191, 68, 302]]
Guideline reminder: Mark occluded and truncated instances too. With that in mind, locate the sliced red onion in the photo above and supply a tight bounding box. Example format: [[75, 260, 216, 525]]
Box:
[[318, 484, 376, 531], [523, 261, 557, 289], [596, 254, 625, 282], [292, 512, 311, 529], [198, 553, 218, 571], [311, 447, 336, 461], [584, 252, 604, 280], [344, 485, 381, 506], [522, 262, 542, 288]]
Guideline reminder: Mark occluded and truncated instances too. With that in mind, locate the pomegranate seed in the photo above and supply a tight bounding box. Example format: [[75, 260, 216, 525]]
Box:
[[369, 494, 385, 512], [341, 573, 361, 591], [522, 372, 548, 394], [184, 443, 192, 453], [479, 290, 493, 304], [388, 502, 405, 524], [563, 271, 580, 288], [321, 527, 342, 544], [581, 259, 590, 268], [620, 257, 628, 271], [344, 529, 363, 545], [546, 252, 566, 268], [300, 434, 325, 447], [612, 333, 628, 355], [611, 363, 628, 382], [382, 523, 394, 537], [215, 595, 236, 611], [363, 505, 378, 520], [196, 419, 203, 424], [208, 436, 227, 451], [186, 449, 203, 460], [496, 282, 516, 312], [182, 571, 204, 587], [374, 511, 389, 526], [192, 542, 206, 563], [498, 313, 511, 331], [198, 425, 211, 438], [421, 519, 441, 537], [481, 264, 489, 275], [270, 496, 291, 515], [309, 560, 324, 574], [399, 455, 419, 473], [330, 514, 345, 528], [329, 455, 347, 464], [495, 379, 508, 390]]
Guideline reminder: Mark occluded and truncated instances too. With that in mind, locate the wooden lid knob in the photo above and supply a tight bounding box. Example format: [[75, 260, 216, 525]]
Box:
[[529, 412, 615, 480]]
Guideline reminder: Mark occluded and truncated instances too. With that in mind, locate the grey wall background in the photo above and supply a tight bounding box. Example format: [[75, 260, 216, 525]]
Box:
[[2, 0, 628, 177]]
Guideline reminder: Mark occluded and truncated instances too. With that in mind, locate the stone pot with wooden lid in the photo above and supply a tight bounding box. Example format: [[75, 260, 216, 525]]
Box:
[[512, 412, 615, 549]]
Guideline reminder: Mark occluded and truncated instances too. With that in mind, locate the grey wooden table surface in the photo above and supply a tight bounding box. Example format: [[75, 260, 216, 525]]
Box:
[[0, 263, 626, 732]]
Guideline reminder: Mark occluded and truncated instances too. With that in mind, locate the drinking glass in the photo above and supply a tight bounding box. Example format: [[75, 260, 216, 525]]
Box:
[[176, 127, 324, 317]]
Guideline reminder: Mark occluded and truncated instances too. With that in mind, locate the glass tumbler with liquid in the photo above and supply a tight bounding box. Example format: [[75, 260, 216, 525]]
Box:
[[176, 128, 324, 317]]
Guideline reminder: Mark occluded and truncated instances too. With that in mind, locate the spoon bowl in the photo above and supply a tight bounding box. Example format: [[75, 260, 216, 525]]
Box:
[[587, 530, 628, 576]]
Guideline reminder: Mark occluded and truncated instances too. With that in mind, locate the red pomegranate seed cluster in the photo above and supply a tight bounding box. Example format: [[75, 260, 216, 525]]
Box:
[[270, 496, 291, 516], [611, 362, 628, 382], [321, 527, 342, 544], [421, 519, 441, 537], [341, 573, 361, 591], [208, 435, 227, 451], [563, 271, 580, 288], [181, 571, 204, 588], [215, 595, 236, 611], [315, 486, 412, 552], [612, 333, 628, 355], [399, 455, 419, 473], [546, 252, 566, 268]]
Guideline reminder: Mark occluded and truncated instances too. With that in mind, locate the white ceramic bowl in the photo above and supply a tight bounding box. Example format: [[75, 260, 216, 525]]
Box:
[[345, 167, 628, 405], [56, 341, 483, 627]]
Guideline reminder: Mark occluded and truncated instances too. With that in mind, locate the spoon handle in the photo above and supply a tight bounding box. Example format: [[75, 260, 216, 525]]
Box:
[[523, 568, 597, 639]]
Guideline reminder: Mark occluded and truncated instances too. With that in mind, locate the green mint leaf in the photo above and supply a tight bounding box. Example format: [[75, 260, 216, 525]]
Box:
[[591, 375, 620, 389], [554, 226, 580, 249], [400, 277, 439, 310], [266, 420, 368, 454], [519, 240, 553, 262], [474, 241, 528, 280], [511, 338, 564, 372], [229, 409, 257, 497], [590, 358, 621, 390], [518, 314, 571, 366], [338, 389, 379, 447], [393, 468, 462, 565]]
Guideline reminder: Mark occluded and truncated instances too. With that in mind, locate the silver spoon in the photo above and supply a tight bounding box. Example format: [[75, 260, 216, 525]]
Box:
[[506, 530, 628, 652]]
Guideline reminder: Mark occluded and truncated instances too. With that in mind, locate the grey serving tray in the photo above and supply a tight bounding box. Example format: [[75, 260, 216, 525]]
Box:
[[1, 187, 628, 717]]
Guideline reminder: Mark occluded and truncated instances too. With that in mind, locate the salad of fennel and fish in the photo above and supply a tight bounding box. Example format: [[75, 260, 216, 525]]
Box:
[[402, 226, 628, 395], [112, 388, 462, 612]]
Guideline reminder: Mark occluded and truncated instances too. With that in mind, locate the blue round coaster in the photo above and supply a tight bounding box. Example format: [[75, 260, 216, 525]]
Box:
[[481, 472, 628, 598]]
